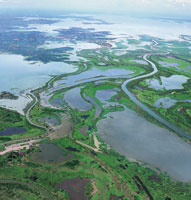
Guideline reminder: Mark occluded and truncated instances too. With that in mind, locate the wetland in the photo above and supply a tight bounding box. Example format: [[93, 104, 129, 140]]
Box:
[[30, 143, 72, 163], [97, 109, 191, 182], [1, 11, 191, 199]]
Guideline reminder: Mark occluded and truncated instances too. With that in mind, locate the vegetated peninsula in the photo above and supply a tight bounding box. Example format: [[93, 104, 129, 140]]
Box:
[[0, 9, 191, 200]]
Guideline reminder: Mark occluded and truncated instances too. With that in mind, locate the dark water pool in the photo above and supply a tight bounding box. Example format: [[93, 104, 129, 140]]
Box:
[[30, 143, 72, 163], [0, 127, 26, 136]]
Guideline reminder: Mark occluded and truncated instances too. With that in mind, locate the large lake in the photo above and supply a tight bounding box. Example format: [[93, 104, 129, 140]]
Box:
[[0, 54, 77, 94], [97, 109, 191, 182]]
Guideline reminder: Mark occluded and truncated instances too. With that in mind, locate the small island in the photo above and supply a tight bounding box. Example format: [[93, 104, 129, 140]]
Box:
[[0, 92, 18, 100]]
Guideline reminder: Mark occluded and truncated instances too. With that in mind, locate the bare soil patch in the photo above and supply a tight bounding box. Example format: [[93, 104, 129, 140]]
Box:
[[49, 114, 73, 139], [80, 126, 88, 137], [56, 177, 90, 200]]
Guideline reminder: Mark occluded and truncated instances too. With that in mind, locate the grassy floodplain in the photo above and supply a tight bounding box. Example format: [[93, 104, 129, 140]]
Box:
[[130, 54, 191, 137], [0, 137, 191, 199], [0, 16, 191, 199], [0, 107, 44, 141]]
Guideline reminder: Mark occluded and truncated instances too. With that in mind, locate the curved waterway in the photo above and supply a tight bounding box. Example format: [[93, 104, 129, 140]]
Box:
[[121, 54, 190, 139], [97, 109, 191, 182], [97, 53, 191, 182]]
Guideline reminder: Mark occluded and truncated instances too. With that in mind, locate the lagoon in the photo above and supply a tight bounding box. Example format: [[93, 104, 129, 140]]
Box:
[[97, 109, 191, 182]]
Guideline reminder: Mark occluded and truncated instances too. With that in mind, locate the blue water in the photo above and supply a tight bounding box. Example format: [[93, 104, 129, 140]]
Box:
[[0, 127, 26, 136], [0, 54, 76, 94], [98, 109, 191, 182]]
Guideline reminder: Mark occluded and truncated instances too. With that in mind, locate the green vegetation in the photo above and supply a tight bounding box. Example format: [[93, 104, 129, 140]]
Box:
[[79, 48, 149, 76], [0, 145, 5, 152], [0, 182, 49, 200], [1, 32, 191, 199], [129, 54, 191, 135], [127, 39, 141, 45], [30, 103, 64, 128], [0, 107, 43, 140], [0, 137, 190, 199], [151, 55, 191, 78]]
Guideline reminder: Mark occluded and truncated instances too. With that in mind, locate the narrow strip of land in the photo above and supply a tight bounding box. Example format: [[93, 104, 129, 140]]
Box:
[[121, 54, 190, 139], [26, 92, 48, 131]]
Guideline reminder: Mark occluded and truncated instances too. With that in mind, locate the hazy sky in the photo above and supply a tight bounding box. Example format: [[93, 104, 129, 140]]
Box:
[[0, 0, 191, 17]]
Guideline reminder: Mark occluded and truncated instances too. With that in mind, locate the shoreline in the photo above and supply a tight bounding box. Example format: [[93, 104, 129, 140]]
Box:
[[1, 42, 191, 185]]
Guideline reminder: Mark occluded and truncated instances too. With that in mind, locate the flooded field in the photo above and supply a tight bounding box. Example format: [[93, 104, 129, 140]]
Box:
[[30, 143, 72, 163], [39, 116, 60, 126], [97, 109, 191, 182], [49, 114, 73, 139]]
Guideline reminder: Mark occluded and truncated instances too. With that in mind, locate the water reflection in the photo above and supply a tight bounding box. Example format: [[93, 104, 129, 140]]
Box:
[[98, 109, 191, 182]]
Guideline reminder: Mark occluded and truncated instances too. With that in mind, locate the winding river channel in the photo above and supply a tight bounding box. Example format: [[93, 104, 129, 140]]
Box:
[[121, 54, 190, 139], [98, 53, 191, 182], [28, 52, 189, 140], [24, 47, 191, 182]]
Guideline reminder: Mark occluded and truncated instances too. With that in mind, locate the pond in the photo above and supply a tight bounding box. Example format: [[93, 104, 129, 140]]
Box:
[[104, 56, 109, 61], [30, 143, 72, 163], [154, 97, 191, 109], [114, 50, 127, 56], [64, 87, 92, 111], [95, 89, 119, 103], [97, 109, 191, 182], [146, 75, 189, 90], [154, 97, 177, 108], [0, 127, 26, 136]]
